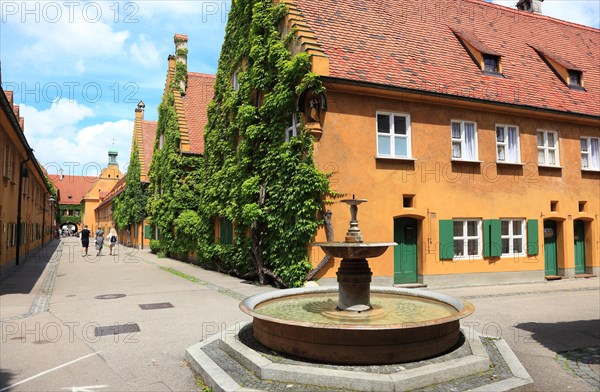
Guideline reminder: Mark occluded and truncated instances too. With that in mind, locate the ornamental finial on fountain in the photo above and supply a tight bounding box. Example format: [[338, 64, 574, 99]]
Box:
[[341, 195, 367, 243]]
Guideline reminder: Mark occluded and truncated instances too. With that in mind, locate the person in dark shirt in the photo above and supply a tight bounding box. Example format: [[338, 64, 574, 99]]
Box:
[[80, 225, 91, 256]]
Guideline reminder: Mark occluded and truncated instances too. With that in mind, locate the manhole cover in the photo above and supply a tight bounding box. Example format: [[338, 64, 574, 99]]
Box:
[[139, 302, 174, 310], [95, 323, 140, 337], [94, 294, 126, 300]]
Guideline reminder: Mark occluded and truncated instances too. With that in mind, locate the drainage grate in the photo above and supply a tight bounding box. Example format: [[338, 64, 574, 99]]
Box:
[[95, 294, 126, 300], [138, 302, 174, 310], [95, 323, 140, 337]]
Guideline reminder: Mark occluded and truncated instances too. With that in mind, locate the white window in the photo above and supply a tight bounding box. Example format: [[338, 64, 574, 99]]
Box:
[[376, 112, 411, 158], [537, 130, 559, 166], [285, 114, 300, 142], [453, 220, 481, 259], [501, 219, 525, 256], [158, 134, 165, 150], [581, 136, 599, 170], [232, 70, 240, 91], [496, 125, 520, 163], [451, 121, 478, 161]]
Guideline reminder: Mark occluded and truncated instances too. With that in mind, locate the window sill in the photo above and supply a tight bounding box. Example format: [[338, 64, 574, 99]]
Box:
[[375, 156, 416, 162], [452, 256, 483, 261], [496, 161, 524, 166], [582, 168, 600, 173], [451, 159, 482, 164], [538, 164, 563, 169]]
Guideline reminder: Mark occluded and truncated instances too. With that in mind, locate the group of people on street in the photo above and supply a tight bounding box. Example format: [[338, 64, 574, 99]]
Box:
[[79, 226, 118, 257]]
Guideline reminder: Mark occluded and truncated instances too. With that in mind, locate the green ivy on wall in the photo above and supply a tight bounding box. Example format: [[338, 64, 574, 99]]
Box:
[[113, 143, 148, 230], [197, 0, 331, 287]]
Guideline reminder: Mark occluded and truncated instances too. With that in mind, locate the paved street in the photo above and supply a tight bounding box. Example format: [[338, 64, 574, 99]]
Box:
[[1, 237, 599, 391]]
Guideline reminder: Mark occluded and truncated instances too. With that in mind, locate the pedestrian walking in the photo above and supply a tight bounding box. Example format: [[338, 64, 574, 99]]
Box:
[[80, 225, 91, 256], [108, 228, 118, 255], [95, 228, 105, 256]]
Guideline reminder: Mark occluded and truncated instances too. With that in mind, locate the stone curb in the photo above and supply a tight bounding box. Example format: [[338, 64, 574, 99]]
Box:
[[187, 322, 535, 392]]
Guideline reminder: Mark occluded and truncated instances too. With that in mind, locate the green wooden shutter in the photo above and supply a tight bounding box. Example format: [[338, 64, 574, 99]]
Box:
[[439, 220, 454, 259], [144, 225, 151, 239], [527, 219, 539, 255], [483, 219, 502, 257], [219, 218, 233, 245]]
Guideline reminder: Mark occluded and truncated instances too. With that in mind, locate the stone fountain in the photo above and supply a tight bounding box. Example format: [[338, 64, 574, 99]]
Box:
[[240, 198, 474, 365]]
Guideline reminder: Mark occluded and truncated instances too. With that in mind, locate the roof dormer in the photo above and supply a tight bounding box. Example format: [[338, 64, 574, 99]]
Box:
[[451, 28, 502, 76], [530, 44, 585, 90]]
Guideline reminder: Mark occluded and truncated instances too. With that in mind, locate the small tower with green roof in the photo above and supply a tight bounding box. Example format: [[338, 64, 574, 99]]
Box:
[[108, 140, 118, 166]]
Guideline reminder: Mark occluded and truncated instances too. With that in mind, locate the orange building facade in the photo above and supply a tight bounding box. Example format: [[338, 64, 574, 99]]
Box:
[[287, 0, 600, 285], [1, 88, 55, 274]]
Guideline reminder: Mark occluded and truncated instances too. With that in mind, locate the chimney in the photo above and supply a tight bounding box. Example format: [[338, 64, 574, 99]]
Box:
[[517, 0, 543, 14], [135, 100, 145, 119], [174, 34, 188, 92]]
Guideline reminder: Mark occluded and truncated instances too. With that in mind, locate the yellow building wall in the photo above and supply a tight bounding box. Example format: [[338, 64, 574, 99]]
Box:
[[310, 87, 600, 284], [1, 118, 55, 272], [82, 165, 122, 232]]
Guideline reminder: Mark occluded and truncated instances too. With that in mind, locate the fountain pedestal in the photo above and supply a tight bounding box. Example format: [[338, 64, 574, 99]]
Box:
[[336, 258, 372, 311]]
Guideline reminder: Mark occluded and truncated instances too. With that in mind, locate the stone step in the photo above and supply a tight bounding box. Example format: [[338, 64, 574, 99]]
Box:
[[186, 322, 533, 392]]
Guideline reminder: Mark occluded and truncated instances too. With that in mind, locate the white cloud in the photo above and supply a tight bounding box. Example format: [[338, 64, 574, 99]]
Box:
[[18, 99, 132, 175], [130, 34, 161, 68], [75, 59, 86, 74], [20, 99, 94, 136], [37, 120, 134, 177]]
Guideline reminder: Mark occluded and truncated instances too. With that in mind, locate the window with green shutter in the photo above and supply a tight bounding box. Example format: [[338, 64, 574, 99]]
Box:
[[527, 219, 539, 255], [483, 219, 502, 257], [439, 220, 454, 259], [144, 225, 151, 239], [219, 217, 233, 245]]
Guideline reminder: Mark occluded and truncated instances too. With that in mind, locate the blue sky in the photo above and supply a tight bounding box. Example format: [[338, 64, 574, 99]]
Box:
[[1, 0, 598, 176]]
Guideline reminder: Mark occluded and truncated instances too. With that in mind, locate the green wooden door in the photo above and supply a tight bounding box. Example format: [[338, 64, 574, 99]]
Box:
[[543, 220, 558, 276], [394, 218, 418, 284], [574, 220, 586, 274]]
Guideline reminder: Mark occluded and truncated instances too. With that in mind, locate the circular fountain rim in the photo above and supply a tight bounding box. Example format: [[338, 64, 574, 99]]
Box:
[[240, 286, 474, 330], [311, 242, 397, 247]]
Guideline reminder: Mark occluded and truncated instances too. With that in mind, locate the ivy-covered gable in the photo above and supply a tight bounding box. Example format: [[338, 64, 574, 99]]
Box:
[[199, 0, 331, 287]]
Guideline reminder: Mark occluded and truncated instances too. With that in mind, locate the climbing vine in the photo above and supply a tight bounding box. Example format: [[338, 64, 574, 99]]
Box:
[[197, 0, 331, 287], [113, 143, 148, 230]]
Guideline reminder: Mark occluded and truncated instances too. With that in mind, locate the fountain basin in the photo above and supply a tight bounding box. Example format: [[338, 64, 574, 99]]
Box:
[[313, 242, 396, 259], [240, 287, 474, 365]]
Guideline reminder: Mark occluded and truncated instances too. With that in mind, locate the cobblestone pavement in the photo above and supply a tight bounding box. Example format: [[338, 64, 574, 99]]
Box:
[[201, 324, 514, 391], [557, 346, 600, 390]]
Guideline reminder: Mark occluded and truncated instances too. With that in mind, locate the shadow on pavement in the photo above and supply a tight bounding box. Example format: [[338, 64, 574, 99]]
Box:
[[0, 240, 60, 295], [0, 368, 15, 390], [517, 319, 600, 362]]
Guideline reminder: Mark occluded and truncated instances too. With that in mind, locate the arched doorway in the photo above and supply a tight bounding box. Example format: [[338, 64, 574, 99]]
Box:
[[393, 217, 418, 284], [543, 220, 558, 276], [574, 220, 586, 275]]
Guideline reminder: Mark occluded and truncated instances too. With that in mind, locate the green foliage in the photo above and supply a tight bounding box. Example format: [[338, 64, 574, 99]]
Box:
[[197, 0, 331, 287], [146, 87, 205, 256], [150, 239, 161, 254], [59, 215, 81, 225], [113, 143, 148, 230]]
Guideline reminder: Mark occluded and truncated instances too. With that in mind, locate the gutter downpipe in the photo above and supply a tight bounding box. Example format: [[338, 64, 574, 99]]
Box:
[[16, 153, 31, 266]]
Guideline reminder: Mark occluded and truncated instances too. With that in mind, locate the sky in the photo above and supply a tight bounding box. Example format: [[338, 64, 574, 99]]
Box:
[[0, 0, 598, 176]]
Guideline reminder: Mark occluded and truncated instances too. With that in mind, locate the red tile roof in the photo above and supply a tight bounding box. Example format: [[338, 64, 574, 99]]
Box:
[[293, 0, 599, 117], [141, 120, 157, 179], [183, 72, 215, 154], [48, 174, 95, 205]]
